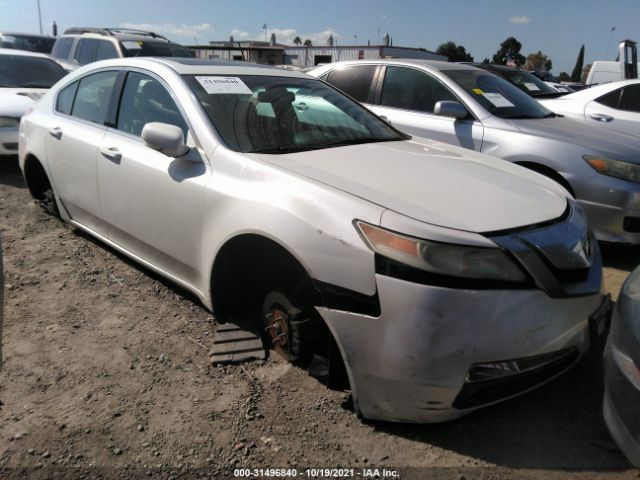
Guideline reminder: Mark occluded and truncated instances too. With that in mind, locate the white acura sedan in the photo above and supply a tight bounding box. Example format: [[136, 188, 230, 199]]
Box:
[[19, 58, 609, 423]]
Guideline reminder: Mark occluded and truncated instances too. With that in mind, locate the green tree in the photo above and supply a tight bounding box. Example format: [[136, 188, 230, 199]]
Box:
[[492, 37, 525, 66], [303, 39, 312, 47], [558, 71, 570, 82], [525, 50, 553, 71], [570, 44, 585, 82], [481, 57, 490, 64], [436, 41, 474, 62], [293, 36, 302, 46]]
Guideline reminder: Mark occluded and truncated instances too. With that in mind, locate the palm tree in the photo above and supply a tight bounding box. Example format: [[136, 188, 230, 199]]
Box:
[[303, 39, 312, 47], [293, 36, 302, 46]]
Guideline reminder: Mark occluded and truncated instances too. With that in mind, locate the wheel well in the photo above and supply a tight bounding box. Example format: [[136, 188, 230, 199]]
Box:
[[23, 154, 52, 201], [210, 234, 320, 321], [515, 161, 575, 197]]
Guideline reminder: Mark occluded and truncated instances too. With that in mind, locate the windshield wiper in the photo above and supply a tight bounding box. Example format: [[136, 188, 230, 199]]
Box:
[[248, 137, 398, 154]]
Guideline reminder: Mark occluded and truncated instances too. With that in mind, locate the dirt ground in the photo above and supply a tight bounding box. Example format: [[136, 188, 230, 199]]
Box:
[[0, 157, 639, 480]]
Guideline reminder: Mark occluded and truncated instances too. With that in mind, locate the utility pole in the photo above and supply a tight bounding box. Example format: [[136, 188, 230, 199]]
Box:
[[263, 23, 268, 42], [37, 0, 43, 35]]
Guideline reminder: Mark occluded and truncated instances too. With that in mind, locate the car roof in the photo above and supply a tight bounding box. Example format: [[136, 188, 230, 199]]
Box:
[[59, 33, 171, 43], [0, 32, 53, 39], [81, 57, 313, 78], [0, 47, 55, 59], [319, 58, 479, 72], [559, 78, 640, 100]]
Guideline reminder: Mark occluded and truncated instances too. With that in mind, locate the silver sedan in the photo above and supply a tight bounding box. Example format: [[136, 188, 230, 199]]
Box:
[[310, 60, 640, 244], [19, 58, 608, 422]]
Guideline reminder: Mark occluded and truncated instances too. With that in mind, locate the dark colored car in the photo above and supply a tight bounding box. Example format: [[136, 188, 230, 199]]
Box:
[[0, 32, 56, 54], [470, 63, 567, 99], [604, 267, 640, 467]]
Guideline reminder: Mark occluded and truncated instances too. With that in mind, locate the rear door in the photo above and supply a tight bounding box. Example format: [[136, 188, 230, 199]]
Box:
[[97, 70, 209, 285], [585, 85, 640, 135], [370, 66, 484, 151], [45, 70, 119, 229]]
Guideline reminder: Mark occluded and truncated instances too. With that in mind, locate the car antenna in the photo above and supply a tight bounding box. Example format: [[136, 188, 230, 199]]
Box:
[[237, 41, 246, 61]]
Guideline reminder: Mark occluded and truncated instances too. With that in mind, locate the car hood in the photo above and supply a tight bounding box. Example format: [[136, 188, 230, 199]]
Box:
[[508, 116, 640, 158], [251, 138, 568, 233], [0, 88, 46, 117]]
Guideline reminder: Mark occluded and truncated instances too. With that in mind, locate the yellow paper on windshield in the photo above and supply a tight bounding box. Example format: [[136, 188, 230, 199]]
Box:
[[472, 88, 483, 94]]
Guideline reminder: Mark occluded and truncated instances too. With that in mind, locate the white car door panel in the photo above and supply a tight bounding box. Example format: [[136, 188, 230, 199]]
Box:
[[584, 101, 640, 136], [97, 71, 207, 285]]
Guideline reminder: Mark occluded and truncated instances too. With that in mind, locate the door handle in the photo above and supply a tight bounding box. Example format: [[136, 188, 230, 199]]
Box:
[[100, 146, 122, 162], [590, 113, 614, 122], [48, 127, 62, 139]]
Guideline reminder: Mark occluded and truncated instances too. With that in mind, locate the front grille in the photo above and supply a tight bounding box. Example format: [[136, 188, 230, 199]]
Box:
[[453, 347, 579, 409]]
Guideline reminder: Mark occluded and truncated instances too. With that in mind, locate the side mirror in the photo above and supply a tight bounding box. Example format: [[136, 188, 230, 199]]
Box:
[[141, 122, 189, 158], [434, 101, 469, 120]]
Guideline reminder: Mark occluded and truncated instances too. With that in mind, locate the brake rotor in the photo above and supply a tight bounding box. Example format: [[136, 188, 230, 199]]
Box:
[[264, 307, 290, 359]]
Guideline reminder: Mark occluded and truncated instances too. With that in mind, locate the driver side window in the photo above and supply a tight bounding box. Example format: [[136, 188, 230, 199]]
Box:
[[380, 66, 456, 114], [116, 71, 188, 138]]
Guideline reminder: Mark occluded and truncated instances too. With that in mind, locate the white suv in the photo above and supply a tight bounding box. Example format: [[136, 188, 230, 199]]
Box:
[[50, 28, 192, 72]]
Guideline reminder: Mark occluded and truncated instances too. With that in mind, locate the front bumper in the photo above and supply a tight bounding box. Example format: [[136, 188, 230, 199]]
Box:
[[0, 127, 18, 156], [575, 175, 640, 244], [318, 274, 604, 423]]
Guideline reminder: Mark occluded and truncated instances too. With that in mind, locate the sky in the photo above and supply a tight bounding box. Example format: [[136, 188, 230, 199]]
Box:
[[0, 0, 638, 74]]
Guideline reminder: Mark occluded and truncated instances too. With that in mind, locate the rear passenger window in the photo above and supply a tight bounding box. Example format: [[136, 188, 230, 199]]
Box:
[[51, 37, 73, 59], [596, 89, 621, 108], [618, 85, 640, 113], [326, 65, 376, 103], [74, 38, 99, 65], [380, 66, 457, 114], [95, 41, 118, 61], [116, 72, 188, 138], [56, 81, 79, 115], [71, 71, 118, 124]]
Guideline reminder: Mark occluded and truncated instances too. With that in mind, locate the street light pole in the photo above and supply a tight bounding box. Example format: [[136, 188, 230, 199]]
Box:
[[605, 26, 616, 60], [37, 0, 43, 35]]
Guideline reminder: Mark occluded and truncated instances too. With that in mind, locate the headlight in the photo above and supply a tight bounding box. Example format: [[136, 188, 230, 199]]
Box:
[[355, 221, 528, 283], [584, 155, 640, 183], [0, 116, 19, 128]]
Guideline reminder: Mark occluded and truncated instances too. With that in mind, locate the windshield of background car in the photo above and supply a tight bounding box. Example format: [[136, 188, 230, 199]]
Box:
[[120, 40, 193, 58], [496, 69, 558, 96], [183, 74, 406, 153], [444, 69, 554, 119], [0, 54, 66, 88], [0, 34, 55, 53]]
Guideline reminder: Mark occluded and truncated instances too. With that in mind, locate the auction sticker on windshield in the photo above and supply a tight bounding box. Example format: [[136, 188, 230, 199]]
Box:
[[483, 92, 515, 108], [121, 41, 142, 50], [523, 82, 541, 91], [196, 76, 253, 95]]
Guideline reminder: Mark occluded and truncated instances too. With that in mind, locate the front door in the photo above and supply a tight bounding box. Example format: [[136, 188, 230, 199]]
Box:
[[97, 71, 209, 286], [370, 66, 484, 151]]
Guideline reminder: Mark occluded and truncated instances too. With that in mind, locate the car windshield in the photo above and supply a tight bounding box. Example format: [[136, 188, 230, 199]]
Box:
[[444, 69, 554, 119], [183, 74, 406, 153], [492, 69, 559, 96], [120, 40, 193, 58], [0, 54, 66, 88]]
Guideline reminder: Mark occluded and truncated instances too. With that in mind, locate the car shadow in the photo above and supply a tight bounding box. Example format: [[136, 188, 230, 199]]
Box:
[[0, 156, 27, 189], [368, 356, 631, 471], [601, 242, 640, 272]]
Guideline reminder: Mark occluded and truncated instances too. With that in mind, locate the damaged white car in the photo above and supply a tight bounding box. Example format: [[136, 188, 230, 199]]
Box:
[[19, 58, 609, 422]]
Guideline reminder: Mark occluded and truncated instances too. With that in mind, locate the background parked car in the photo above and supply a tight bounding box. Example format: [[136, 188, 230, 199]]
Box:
[[470, 63, 568, 98], [50, 28, 192, 71], [19, 57, 609, 423], [0, 32, 56, 54], [310, 60, 640, 244], [0, 48, 67, 157], [604, 266, 640, 467], [540, 79, 640, 137]]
